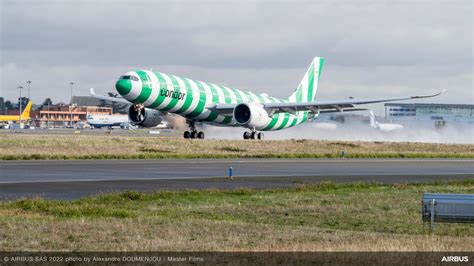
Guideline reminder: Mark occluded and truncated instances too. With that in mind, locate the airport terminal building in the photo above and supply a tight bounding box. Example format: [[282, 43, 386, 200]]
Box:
[[384, 103, 474, 126]]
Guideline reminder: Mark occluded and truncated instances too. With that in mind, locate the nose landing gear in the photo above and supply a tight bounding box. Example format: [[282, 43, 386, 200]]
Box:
[[243, 131, 263, 140]]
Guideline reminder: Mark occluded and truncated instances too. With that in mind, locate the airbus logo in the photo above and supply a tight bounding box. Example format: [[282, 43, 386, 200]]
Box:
[[441, 256, 469, 262]]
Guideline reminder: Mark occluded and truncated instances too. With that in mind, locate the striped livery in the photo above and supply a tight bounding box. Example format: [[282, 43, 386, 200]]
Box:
[[115, 57, 324, 131]]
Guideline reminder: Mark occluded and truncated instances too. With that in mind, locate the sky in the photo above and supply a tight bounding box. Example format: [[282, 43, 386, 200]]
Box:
[[1, 0, 472, 114]]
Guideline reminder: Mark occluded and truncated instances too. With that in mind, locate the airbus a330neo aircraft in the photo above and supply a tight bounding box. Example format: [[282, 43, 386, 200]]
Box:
[[91, 57, 441, 139]]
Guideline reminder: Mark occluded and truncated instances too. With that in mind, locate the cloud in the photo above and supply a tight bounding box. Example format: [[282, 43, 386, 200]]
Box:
[[1, 0, 472, 109]]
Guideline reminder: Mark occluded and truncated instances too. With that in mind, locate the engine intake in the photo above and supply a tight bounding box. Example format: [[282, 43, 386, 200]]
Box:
[[233, 103, 270, 128], [128, 105, 162, 128]]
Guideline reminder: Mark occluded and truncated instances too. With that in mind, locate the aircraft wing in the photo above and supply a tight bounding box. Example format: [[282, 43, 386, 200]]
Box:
[[89, 88, 131, 104], [211, 91, 443, 116]]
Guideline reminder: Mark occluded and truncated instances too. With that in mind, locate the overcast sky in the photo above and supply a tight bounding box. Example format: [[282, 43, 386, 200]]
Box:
[[1, 0, 472, 113]]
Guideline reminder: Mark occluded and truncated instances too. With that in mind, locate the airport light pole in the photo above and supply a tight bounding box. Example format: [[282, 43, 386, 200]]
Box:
[[69, 82, 74, 128], [47, 102, 50, 129], [17, 86, 23, 126], [26, 80, 32, 100]]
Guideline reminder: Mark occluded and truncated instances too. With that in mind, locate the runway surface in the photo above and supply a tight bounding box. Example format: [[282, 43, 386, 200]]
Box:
[[1, 159, 473, 200]]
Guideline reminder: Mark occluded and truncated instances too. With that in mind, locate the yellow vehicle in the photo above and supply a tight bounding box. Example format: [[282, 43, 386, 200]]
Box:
[[0, 101, 32, 122]]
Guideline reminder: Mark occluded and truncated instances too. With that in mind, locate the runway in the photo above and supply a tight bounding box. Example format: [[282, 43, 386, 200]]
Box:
[[1, 159, 473, 200]]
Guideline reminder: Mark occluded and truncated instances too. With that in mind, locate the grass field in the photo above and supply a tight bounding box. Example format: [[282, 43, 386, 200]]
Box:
[[1, 134, 473, 160], [1, 181, 473, 251]]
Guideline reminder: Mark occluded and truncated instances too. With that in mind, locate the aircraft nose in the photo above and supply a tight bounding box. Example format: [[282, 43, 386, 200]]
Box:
[[115, 79, 132, 96]]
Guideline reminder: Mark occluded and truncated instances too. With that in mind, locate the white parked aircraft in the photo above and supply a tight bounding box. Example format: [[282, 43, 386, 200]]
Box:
[[86, 114, 129, 129]]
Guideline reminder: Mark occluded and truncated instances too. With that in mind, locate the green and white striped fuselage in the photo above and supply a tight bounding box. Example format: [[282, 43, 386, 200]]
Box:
[[115, 70, 315, 131]]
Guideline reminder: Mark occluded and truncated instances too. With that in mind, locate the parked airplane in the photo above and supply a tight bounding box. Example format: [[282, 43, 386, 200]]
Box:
[[369, 110, 404, 132], [0, 101, 32, 123], [86, 114, 130, 129], [92, 57, 441, 139]]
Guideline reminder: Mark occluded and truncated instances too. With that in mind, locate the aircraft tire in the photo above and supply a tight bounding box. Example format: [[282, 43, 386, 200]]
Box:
[[184, 131, 191, 139], [243, 132, 250, 139], [190, 131, 197, 139], [257, 132, 264, 139], [197, 131, 205, 139], [250, 132, 256, 139]]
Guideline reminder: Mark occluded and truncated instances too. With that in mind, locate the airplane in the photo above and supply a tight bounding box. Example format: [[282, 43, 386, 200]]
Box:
[[0, 101, 32, 123], [368, 110, 404, 132], [91, 57, 441, 139], [86, 113, 130, 129]]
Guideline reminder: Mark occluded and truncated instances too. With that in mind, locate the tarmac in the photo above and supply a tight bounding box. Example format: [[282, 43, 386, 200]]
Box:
[[1, 159, 473, 200]]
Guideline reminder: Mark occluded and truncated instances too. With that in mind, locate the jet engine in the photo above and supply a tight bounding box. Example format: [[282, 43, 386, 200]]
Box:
[[128, 104, 162, 128], [233, 103, 271, 128]]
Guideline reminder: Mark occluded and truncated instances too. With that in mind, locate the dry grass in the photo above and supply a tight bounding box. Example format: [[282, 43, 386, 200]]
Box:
[[1, 181, 473, 251], [1, 134, 473, 159]]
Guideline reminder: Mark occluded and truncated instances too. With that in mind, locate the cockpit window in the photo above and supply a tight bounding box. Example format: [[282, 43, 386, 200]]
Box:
[[120, 75, 139, 81]]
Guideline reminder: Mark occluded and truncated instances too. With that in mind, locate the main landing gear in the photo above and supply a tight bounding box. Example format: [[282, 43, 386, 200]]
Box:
[[184, 120, 205, 139], [184, 130, 204, 139], [243, 131, 263, 140]]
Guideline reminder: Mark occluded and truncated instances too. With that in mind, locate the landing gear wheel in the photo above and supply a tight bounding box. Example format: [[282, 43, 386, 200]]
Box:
[[197, 131, 205, 139], [243, 132, 250, 139], [190, 131, 197, 139], [257, 132, 264, 140], [250, 132, 256, 139], [184, 131, 191, 139]]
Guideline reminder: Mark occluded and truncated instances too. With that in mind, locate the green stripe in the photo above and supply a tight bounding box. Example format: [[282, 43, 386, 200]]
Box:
[[217, 85, 232, 104], [205, 82, 219, 103], [198, 82, 219, 122], [295, 84, 303, 102], [149, 72, 167, 108], [176, 77, 194, 114], [298, 112, 308, 124], [186, 79, 206, 118], [256, 94, 266, 103], [222, 116, 232, 124], [160, 75, 180, 111], [231, 87, 242, 103], [276, 113, 291, 130], [289, 114, 298, 127], [238, 90, 248, 102], [263, 114, 279, 130], [204, 112, 218, 122], [243, 92, 254, 103], [133, 71, 152, 103], [307, 62, 315, 102], [318, 58, 324, 80]]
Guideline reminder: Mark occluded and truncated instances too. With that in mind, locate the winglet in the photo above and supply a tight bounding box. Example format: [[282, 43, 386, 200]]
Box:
[[90, 88, 95, 96], [410, 90, 444, 99]]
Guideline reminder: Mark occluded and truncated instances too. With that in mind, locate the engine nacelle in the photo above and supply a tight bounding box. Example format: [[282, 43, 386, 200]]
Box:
[[233, 103, 271, 128], [128, 105, 162, 128]]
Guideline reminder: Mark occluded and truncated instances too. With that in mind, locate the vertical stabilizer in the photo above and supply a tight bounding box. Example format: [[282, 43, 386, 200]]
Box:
[[21, 101, 32, 119], [288, 57, 324, 103]]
